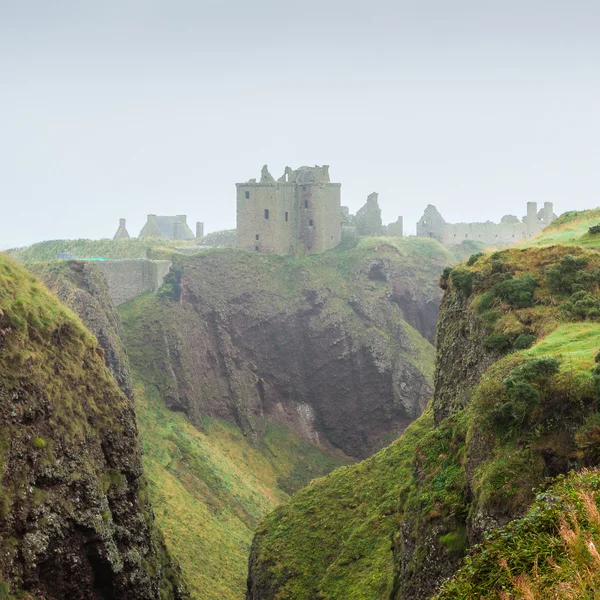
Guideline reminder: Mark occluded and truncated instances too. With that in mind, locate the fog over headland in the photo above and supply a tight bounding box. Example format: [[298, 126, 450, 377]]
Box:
[[1, 0, 599, 248]]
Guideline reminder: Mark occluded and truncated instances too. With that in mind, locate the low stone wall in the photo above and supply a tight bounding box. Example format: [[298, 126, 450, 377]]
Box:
[[96, 259, 171, 305]]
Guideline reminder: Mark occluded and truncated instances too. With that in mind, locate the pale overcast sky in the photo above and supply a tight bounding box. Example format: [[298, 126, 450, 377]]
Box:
[[1, 0, 599, 248]]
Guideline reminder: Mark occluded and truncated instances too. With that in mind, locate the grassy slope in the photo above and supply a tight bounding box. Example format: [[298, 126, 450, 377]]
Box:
[[8, 237, 200, 261], [250, 411, 435, 600], [133, 377, 349, 600], [523, 207, 600, 250], [435, 468, 600, 599]]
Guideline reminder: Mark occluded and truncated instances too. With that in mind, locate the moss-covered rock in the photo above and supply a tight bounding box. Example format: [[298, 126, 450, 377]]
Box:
[[0, 255, 186, 599]]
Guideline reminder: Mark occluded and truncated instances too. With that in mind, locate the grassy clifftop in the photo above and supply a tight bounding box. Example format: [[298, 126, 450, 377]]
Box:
[[8, 237, 200, 261], [524, 207, 600, 250]]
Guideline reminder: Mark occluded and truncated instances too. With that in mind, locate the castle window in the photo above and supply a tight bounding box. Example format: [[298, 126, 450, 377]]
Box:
[[309, 219, 314, 226], [285, 212, 288, 222], [264, 209, 269, 220], [465, 234, 468, 238], [255, 234, 259, 240], [305, 200, 308, 208], [255, 246, 259, 251], [245, 191, 250, 199]]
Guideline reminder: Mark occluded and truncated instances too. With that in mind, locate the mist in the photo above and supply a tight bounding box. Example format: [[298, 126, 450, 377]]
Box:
[[1, 0, 599, 248]]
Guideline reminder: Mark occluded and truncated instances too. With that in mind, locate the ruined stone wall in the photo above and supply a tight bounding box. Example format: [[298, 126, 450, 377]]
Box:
[[417, 202, 555, 247], [441, 216, 550, 247], [96, 259, 171, 305], [385, 216, 404, 237]]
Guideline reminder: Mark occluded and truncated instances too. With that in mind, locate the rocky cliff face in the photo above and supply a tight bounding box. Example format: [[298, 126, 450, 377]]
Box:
[[0, 255, 185, 599], [121, 240, 447, 459], [30, 260, 133, 397], [245, 244, 600, 600]]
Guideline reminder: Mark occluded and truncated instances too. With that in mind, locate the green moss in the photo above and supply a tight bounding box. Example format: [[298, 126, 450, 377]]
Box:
[[32, 438, 46, 450], [250, 411, 435, 600], [439, 527, 468, 554]]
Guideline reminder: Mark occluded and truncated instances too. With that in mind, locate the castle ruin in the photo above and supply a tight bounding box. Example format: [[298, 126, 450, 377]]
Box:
[[112, 215, 206, 242], [236, 165, 342, 254], [416, 202, 556, 247]]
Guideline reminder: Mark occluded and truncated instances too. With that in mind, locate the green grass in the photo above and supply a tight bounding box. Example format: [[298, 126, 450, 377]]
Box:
[[435, 468, 600, 599], [524, 322, 600, 371], [8, 237, 201, 262], [135, 379, 348, 600], [523, 207, 600, 250], [249, 411, 435, 600]]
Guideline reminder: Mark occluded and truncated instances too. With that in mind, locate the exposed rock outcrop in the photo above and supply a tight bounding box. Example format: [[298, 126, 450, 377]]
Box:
[[121, 241, 447, 459], [0, 255, 186, 599]]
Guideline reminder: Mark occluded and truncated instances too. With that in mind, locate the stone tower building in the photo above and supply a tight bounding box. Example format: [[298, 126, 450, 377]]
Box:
[[236, 165, 342, 254]]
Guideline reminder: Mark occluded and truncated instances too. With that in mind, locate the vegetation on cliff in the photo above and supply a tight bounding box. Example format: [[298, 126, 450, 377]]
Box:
[[8, 237, 199, 262], [436, 468, 600, 599], [245, 220, 600, 600], [120, 238, 444, 459], [0, 255, 185, 599]]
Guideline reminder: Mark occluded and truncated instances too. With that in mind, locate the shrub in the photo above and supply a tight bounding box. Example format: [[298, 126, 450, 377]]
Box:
[[494, 357, 560, 428], [450, 269, 473, 297], [513, 333, 536, 350], [491, 260, 505, 274], [507, 357, 560, 384], [439, 267, 452, 289], [576, 413, 600, 465], [477, 291, 496, 313], [589, 224, 600, 235], [493, 275, 538, 308], [560, 290, 600, 320], [484, 333, 511, 352], [158, 264, 184, 301], [546, 254, 590, 294], [466, 252, 484, 267]]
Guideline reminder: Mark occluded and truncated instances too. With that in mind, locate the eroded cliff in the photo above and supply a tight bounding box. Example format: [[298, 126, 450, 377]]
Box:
[[120, 238, 448, 459], [0, 255, 185, 599]]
